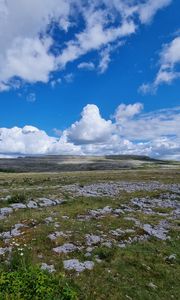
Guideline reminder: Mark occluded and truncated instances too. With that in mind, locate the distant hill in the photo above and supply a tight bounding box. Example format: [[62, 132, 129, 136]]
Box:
[[105, 155, 162, 161], [0, 154, 172, 173]]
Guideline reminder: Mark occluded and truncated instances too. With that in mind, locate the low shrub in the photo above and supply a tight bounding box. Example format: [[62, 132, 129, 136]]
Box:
[[0, 246, 78, 300], [6, 192, 27, 204], [94, 246, 116, 262], [0, 267, 78, 300]]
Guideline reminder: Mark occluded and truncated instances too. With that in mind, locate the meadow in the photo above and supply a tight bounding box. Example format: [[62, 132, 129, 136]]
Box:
[[0, 166, 179, 299]]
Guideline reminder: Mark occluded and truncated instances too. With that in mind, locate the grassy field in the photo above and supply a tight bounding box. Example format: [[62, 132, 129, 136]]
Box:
[[0, 168, 180, 299]]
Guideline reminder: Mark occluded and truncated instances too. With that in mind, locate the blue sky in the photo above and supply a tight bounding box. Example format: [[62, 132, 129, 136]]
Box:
[[0, 0, 180, 159]]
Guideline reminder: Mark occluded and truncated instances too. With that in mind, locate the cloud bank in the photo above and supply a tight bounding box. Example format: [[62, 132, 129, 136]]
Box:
[[0, 0, 172, 91], [0, 103, 180, 160]]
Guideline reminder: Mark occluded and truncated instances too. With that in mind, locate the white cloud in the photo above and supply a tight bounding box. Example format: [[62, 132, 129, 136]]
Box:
[[64, 73, 74, 83], [0, 0, 70, 90], [0, 37, 55, 88], [0, 0, 172, 91], [66, 104, 114, 144], [115, 106, 180, 141], [0, 103, 180, 160], [114, 103, 143, 122], [140, 35, 180, 93], [26, 93, 36, 103], [138, 0, 172, 24], [57, 20, 136, 69], [160, 36, 180, 65], [0, 82, 10, 92], [0, 125, 56, 155], [154, 70, 180, 86], [50, 78, 62, 88], [98, 48, 111, 74], [78, 62, 95, 71]]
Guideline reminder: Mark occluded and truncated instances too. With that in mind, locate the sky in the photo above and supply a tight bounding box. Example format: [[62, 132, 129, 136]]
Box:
[[0, 0, 180, 159]]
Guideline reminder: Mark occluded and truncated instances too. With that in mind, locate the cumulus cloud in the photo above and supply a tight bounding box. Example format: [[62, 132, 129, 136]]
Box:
[[0, 103, 180, 160], [0, 0, 172, 91], [0, 125, 55, 155], [140, 35, 180, 93], [66, 104, 114, 144]]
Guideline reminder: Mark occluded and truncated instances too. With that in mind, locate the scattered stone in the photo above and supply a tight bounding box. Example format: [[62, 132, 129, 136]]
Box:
[[126, 295, 133, 300], [110, 229, 125, 237], [45, 217, 54, 224], [38, 198, 56, 207], [10, 203, 27, 209], [38, 198, 65, 207], [95, 258, 102, 263], [86, 247, 94, 252], [102, 241, 113, 248], [27, 200, 38, 209], [131, 196, 180, 215], [113, 208, 124, 215], [64, 181, 180, 198], [54, 222, 60, 228], [85, 252, 91, 257], [41, 263, 55, 273], [123, 234, 149, 245], [148, 282, 157, 290], [118, 243, 126, 248], [0, 223, 26, 242], [62, 215, 69, 220], [0, 247, 11, 255], [169, 254, 176, 260], [143, 221, 169, 240], [110, 228, 135, 237], [54, 199, 65, 205], [142, 263, 151, 271], [0, 207, 13, 216], [48, 231, 67, 241], [77, 214, 91, 221], [89, 206, 112, 218], [53, 243, 77, 254], [166, 254, 176, 262], [124, 217, 141, 226], [0, 196, 65, 220], [86, 234, 102, 246], [63, 259, 94, 272]]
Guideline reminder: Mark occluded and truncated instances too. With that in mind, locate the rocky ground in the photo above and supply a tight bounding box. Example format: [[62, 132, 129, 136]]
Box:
[[0, 169, 179, 299]]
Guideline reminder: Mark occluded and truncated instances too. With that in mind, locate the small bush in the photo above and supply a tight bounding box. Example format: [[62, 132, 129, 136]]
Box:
[[0, 246, 78, 300], [0, 267, 78, 300], [94, 246, 115, 262], [7, 192, 27, 204]]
